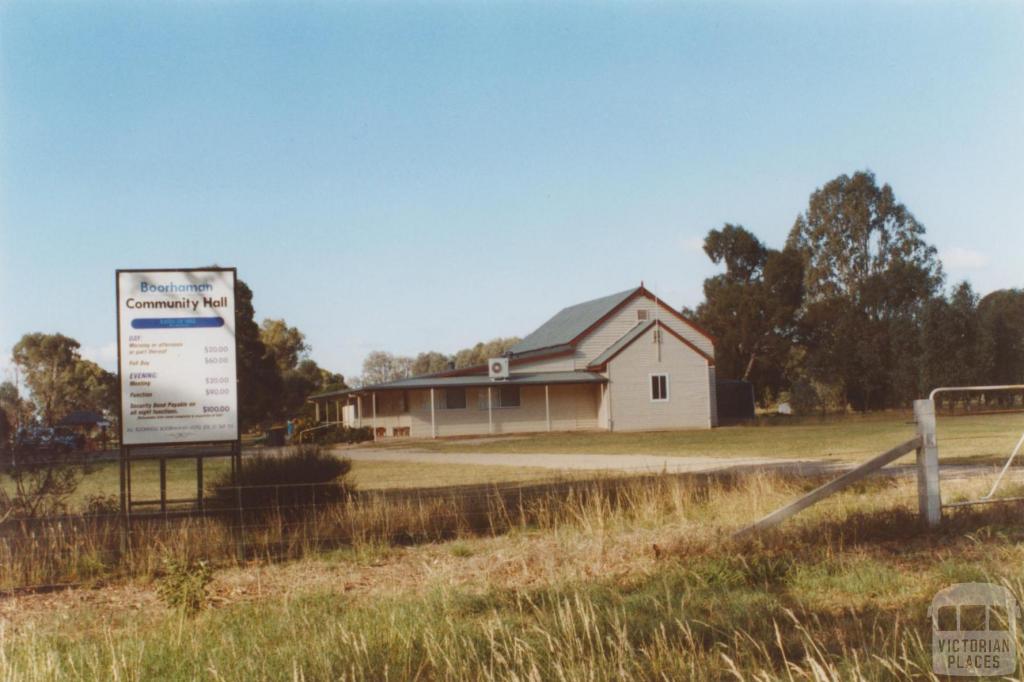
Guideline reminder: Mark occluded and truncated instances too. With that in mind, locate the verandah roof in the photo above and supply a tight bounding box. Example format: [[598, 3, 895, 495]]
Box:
[[308, 371, 607, 400]]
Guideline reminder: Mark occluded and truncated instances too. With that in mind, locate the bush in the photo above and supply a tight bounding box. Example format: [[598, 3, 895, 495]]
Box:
[[306, 425, 373, 445], [789, 380, 822, 416], [0, 455, 86, 519], [207, 445, 353, 516], [157, 557, 212, 617], [83, 494, 120, 517]]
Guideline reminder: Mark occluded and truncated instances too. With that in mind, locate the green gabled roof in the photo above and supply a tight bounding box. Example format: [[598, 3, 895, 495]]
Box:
[[587, 320, 656, 369], [509, 287, 640, 355]]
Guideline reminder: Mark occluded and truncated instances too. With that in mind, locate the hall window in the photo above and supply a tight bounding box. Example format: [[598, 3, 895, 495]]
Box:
[[442, 388, 466, 410], [497, 386, 521, 408], [650, 374, 669, 401]]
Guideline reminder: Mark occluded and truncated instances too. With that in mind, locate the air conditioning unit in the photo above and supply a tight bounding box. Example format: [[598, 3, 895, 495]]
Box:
[[489, 357, 510, 380]]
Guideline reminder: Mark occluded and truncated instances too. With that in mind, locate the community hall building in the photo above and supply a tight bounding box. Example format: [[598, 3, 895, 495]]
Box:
[[308, 285, 718, 438]]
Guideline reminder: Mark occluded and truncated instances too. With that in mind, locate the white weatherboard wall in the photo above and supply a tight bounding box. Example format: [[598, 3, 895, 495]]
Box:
[[606, 326, 713, 431], [358, 385, 600, 437], [708, 366, 719, 428], [573, 296, 713, 369]]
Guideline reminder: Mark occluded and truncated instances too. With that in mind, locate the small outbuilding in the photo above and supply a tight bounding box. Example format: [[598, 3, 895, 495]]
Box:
[[714, 380, 756, 422]]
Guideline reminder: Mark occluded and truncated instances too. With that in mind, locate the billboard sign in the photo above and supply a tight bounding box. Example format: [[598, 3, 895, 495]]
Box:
[[116, 268, 239, 446]]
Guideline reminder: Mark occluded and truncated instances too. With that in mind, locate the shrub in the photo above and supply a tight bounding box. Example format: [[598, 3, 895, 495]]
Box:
[[306, 425, 373, 445], [157, 557, 212, 617], [207, 445, 353, 516], [0, 455, 86, 519], [82, 494, 120, 517]]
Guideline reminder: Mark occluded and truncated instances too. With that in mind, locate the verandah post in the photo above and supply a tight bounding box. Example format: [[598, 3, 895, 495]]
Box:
[[545, 385, 551, 432], [430, 388, 437, 439], [914, 398, 942, 528]]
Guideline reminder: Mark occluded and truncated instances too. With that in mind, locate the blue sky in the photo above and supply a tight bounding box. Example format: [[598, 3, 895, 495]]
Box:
[[1, 1, 1022, 382]]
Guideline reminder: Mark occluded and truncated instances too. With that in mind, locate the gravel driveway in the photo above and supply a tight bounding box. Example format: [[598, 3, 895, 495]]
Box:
[[335, 447, 821, 475], [333, 446, 1020, 483]]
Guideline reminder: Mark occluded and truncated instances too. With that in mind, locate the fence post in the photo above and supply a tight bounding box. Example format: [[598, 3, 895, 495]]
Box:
[[236, 484, 245, 561], [312, 483, 319, 550], [914, 398, 942, 528]]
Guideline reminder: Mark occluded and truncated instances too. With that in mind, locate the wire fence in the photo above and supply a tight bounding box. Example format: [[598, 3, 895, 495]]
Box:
[[1, 462, 908, 596], [6, 406, 1024, 597]]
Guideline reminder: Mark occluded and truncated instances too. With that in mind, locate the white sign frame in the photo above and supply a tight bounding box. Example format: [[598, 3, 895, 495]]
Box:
[[116, 267, 240, 447]]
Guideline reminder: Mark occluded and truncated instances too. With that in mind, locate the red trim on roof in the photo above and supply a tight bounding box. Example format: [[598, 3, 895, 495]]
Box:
[[567, 288, 643, 346], [430, 365, 487, 378], [511, 347, 575, 367], [658, 321, 716, 365], [589, 320, 715, 370], [567, 286, 716, 348], [636, 286, 717, 345], [428, 346, 576, 378]]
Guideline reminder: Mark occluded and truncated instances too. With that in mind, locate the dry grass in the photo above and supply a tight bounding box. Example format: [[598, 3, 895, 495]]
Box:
[[4, 426, 1024, 679]]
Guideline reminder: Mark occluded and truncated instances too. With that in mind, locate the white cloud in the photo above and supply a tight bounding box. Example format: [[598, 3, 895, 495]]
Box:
[[80, 342, 118, 371], [942, 247, 990, 270]]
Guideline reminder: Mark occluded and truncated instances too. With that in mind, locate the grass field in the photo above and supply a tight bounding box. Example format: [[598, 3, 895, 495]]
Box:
[[4, 413, 1024, 679], [366, 411, 1024, 463], [3, 470, 1024, 680], [7, 411, 1023, 513], [3, 457, 574, 513]]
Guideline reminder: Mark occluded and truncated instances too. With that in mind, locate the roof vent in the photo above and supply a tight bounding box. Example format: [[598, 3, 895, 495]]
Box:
[[637, 309, 649, 321]]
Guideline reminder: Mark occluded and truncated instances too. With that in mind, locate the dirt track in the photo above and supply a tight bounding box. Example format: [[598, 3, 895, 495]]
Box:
[[336, 447, 824, 475], [335, 446, 1021, 483]]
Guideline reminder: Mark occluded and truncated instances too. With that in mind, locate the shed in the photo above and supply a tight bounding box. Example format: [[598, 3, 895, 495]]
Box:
[[715, 380, 756, 422]]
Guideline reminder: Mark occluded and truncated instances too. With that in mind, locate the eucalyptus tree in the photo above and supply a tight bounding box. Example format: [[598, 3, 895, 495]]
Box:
[[787, 171, 943, 409], [694, 224, 803, 402]]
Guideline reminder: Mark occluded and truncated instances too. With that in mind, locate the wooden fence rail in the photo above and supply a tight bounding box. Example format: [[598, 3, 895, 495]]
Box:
[[733, 435, 924, 540]]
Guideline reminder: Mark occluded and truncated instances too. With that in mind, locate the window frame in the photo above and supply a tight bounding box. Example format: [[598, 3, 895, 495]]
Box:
[[441, 387, 467, 410], [649, 373, 670, 402], [496, 385, 521, 409]]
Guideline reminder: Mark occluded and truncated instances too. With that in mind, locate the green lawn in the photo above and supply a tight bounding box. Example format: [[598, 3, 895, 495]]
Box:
[[368, 411, 1024, 462], [3, 457, 571, 512], [7, 412, 1022, 513]]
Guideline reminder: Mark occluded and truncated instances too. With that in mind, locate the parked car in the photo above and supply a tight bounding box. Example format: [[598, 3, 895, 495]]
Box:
[[13, 426, 77, 454]]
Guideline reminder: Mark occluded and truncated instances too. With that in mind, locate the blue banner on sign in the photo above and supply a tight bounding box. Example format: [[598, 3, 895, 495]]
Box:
[[131, 317, 225, 329]]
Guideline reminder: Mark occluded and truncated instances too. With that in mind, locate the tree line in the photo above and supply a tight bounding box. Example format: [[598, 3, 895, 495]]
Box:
[[357, 338, 521, 387], [690, 170, 1024, 413]]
